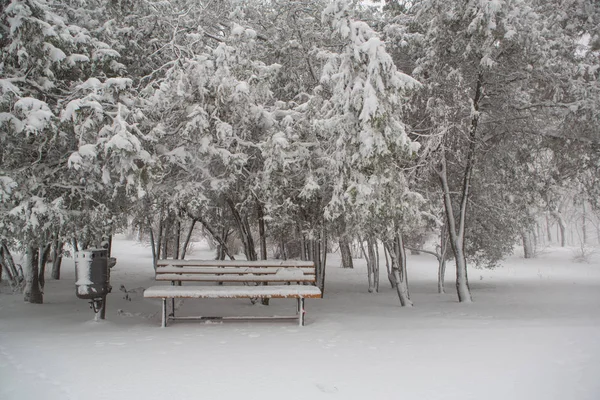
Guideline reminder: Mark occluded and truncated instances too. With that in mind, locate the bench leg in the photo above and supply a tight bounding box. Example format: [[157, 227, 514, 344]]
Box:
[[298, 298, 305, 327], [170, 282, 176, 317], [161, 298, 167, 328]]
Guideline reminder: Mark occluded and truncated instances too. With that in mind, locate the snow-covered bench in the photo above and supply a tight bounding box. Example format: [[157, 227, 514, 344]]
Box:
[[143, 259, 322, 327]]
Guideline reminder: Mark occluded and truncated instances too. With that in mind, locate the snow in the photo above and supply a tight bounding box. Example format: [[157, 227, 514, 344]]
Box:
[[1, 237, 600, 400], [66, 54, 90, 66], [77, 78, 102, 90], [231, 23, 245, 37], [105, 130, 138, 152], [44, 43, 67, 62], [164, 146, 189, 161], [14, 97, 52, 115], [67, 152, 83, 169], [77, 144, 97, 158], [0, 79, 22, 96], [74, 252, 93, 286], [235, 81, 249, 94], [92, 48, 120, 61], [0, 176, 17, 201], [144, 285, 322, 298], [274, 267, 306, 279], [244, 28, 257, 39], [105, 77, 133, 90]]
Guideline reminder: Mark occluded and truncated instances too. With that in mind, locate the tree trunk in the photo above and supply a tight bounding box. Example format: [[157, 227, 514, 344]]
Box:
[[309, 228, 327, 297], [373, 238, 380, 292], [438, 155, 473, 303], [156, 215, 163, 260], [174, 217, 181, 260], [438, 257, 447, 294], [180, 219, 197, 260], [321, 228, 327, 296], [38, 243, 51, 290], [256, 201, 267, 261], [24, 246, 43, 304], [242, 215, 257, 260], [195, 213, 235, 260], [360, 237, 379, 293], [555, 213, 566, 247], [339, 237, 354, 269], [582, 202, 587, 245], [522, 231, 534, 259], [256, 202, 269, 305], [384, 234, 412, 307], [300, 233, 307, 261], [215, 227, 230, 260], [226, 198, 257, 261], [279, 236, 287, 260], [50, 239, 63, 280], [438, 224, 448, 294], [436, 72, 483, 303], [0, 247, 12, 286], [162, 218, 170, 259], [545, 213, 552, 242], [359, 237, 373, 292], [148, 215, 157, 270], [453, 245, 471, 302], [383, 243, 395, 288], [1, 242, 21, 287]]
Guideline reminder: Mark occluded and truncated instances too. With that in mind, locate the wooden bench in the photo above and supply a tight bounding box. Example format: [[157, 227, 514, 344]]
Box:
[[143, 259, 322, 327]]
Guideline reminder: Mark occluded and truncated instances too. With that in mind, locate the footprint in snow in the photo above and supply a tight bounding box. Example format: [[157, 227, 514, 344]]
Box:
[[316, 383, 338, 393]]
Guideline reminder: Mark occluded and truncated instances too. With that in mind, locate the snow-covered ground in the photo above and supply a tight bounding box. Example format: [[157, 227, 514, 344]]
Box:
[[1, 238, 599, 400]]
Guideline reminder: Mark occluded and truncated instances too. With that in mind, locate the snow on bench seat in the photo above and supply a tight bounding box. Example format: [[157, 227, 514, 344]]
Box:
[[144, 285, 323, 299]]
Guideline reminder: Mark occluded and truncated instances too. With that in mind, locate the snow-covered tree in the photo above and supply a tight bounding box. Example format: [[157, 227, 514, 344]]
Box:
[[312, 1, 422, 304], [139, 14, 282, 260], [0, 0, 147, 302], [383, 0, 599, 302]]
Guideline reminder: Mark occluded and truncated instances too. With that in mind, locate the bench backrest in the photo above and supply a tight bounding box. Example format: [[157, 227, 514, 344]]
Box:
[[154, 259, 316, 284]]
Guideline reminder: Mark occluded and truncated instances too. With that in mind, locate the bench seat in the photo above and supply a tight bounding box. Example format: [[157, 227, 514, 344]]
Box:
[[144, 285, 323, 299]]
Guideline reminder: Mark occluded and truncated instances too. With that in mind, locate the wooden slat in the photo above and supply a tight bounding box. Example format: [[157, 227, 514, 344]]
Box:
[[155, 267, 315, 275], [155, 259, 315, 268], [148, 293, 323, 299], [144, 285, 322, 299], [155, 274, 316, 283]]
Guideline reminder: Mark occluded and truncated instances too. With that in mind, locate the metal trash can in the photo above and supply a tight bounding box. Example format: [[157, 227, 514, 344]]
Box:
[[75, 249, 112, 299]]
